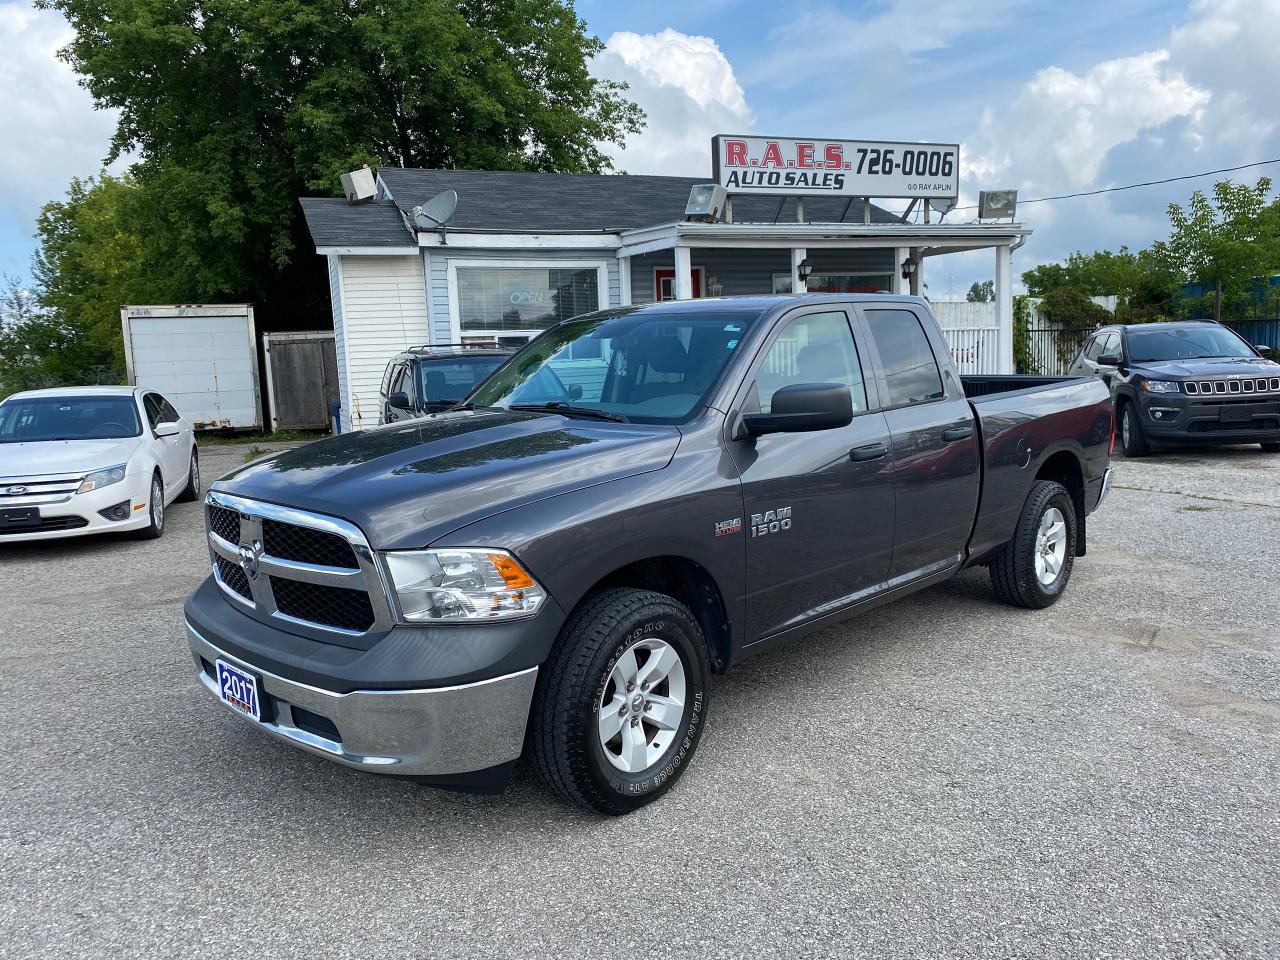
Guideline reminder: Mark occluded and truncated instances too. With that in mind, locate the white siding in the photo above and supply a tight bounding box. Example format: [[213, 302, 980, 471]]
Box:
[[336, 255, 429, 431], [327, 255, 348, 430]]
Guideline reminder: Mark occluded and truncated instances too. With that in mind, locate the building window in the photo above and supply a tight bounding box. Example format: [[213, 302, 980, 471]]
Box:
[[772, 272, 893, 294], [455, 265, 602, 340]]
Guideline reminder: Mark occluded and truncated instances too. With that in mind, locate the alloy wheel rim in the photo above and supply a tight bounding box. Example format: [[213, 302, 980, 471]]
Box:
[[597, 637, 687, 774], [1034, 506, 1066, 586], [152, 479, 164, 530], [191, 454, 200, 494], [1122, 411, 1132, 448]]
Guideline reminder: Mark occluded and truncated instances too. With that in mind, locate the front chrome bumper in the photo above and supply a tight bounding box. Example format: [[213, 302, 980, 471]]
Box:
[[187, 621, 537, 776]]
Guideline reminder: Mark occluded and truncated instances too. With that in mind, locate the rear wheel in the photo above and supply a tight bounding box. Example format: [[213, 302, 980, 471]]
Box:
[[1119, 400, 1149, 458], [990, 480, 1077, 609], [134, 472, 166, 540], [531, 588, 710, 815], [177, 447, 200, 502]]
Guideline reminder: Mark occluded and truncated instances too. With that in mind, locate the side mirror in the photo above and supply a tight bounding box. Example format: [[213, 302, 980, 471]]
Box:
[[154, 421, 181, 438], [388, 392, 412, 411], [742, 383, 853, 436], [1096, 354, 1122, 367], [1256, 345, 1272, 357]]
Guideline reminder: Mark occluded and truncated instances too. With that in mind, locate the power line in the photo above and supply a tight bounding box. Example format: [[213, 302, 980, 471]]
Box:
[[946, 157, 1280, 213]]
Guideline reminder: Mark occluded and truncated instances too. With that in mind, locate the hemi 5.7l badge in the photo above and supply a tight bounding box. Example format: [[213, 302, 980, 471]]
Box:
[[715, 517, 742, 537]]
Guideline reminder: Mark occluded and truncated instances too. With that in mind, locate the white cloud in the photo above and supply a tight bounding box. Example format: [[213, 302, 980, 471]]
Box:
[[593, 29, 753, 177], [0, 4, 121, 234]]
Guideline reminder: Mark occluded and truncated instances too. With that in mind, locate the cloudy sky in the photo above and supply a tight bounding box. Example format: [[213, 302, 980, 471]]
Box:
[[2, 0, 1278, 297]]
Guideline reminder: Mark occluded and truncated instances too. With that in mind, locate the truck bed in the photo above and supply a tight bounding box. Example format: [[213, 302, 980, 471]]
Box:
[[961, 374, 1082, 400]]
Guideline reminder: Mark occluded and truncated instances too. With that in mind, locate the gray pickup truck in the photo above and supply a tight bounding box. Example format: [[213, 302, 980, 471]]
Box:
[[185, 295, 1114, 814]]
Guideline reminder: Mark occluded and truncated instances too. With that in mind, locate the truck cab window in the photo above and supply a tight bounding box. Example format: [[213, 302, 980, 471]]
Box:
[[755, 311, 867, 413], [864, 309, 944, 407]]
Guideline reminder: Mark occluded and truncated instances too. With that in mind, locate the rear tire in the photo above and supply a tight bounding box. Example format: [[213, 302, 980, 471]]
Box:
[[990, 480, 1077, 609], [1119, 400, 1149, 457], [134, 472, 166, 540], [531, 588, 710, 815], [1261, 442, 1280, 453], [177, 448, 200, 502]]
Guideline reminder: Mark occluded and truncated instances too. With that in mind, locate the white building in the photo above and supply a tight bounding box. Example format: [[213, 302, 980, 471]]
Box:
[[302, 162, 1029, 432]]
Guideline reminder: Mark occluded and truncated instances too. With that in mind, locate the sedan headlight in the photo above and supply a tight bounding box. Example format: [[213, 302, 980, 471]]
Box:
[[1141, 379, 1182, 394], [77, 464, 128, 494], [383, 548, 547, 622]]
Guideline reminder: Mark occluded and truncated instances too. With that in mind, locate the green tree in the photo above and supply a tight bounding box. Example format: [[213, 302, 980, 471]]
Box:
[[966, 280, 994, 302], [1163, 177, 1280, 319], [33, 0, 644, 359], [0, 275, 111, 396]]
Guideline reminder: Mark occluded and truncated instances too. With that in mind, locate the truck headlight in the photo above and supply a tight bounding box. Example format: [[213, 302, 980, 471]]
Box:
[[1141, 379, 1181, 394], [383, 548, 547, 622], [77, 464, 128, 494]]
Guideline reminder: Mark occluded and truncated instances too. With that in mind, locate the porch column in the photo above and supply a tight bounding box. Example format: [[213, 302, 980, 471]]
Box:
[[674, 245, 694, 300], [892, 246, 909, 295], [791, 247, 808, 293], [618, 255, 632, 307], [909, 246, 923, 297], [995, 243, 1014, 374]]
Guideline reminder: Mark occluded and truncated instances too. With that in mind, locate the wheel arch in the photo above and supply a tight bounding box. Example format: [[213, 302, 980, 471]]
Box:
[[1034, 449, 1086, 556]]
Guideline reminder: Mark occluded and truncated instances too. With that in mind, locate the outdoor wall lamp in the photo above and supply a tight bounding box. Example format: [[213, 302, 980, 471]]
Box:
[[900, 255, 918, 280], [797, 259, 815, 283]]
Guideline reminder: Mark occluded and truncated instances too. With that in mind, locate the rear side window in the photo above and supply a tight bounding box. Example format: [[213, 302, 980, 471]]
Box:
[[864, 309, 945, 407]]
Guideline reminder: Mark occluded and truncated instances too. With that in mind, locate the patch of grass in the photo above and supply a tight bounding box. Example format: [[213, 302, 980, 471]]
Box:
[[243, 445, 275, 463], [200, 429, 328, 447]]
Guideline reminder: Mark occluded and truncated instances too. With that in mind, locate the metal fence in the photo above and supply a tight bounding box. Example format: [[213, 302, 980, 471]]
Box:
[[1224, 319, 1280, 351], [1026, 326, 1093, 375]]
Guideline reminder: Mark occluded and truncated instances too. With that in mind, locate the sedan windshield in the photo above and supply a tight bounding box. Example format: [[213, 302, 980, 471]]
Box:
[[465, 309, 762, 423], [1126, 327, 1255, 363], [0, 396, 143, 443], [417, 356, 508, 410]]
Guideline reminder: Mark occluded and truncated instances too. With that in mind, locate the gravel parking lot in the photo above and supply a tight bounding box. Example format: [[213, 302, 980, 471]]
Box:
[[3, 441, 1279, 959]]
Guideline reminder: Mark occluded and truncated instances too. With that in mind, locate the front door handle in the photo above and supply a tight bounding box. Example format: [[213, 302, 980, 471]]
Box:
[[941, 425, 974, 443], [850, 442, 888, 462]]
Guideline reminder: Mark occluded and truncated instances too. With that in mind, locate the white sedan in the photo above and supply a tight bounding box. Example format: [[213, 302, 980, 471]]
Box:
[[0, 386, 200, 542]]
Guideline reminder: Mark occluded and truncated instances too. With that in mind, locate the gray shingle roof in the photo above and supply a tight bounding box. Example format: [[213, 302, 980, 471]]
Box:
[[300, 197, 414, 248], [301, 168, 902, 249]]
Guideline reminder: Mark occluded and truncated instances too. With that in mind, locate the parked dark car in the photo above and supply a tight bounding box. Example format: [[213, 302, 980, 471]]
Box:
[[1068, 320, 1280, 456], [379, 344, 513, 423], [186, 295, 1113, 815]]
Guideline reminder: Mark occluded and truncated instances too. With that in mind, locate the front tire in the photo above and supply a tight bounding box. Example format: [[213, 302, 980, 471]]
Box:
[[531, 588, 711, 815], [990, 480, 1077, 609], [1118, 400, 1149, 457], [134, 473, 166, 540], [177, 447, 200, 502]]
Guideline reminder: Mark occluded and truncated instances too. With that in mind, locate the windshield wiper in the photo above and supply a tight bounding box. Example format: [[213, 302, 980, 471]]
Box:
[[510, 402, 628, 423]]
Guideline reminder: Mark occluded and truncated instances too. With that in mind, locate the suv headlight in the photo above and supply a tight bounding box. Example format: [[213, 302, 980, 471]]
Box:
[[1141, 379, 1182, 394], [383, 548, 547, 622], [77, 464, 128, 494]]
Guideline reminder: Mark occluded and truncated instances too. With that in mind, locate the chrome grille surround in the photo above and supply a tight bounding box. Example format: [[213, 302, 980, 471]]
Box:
[[204, 490, 395, 639], [0, 472, 85, 507], [1183, 376, 1280, 396]]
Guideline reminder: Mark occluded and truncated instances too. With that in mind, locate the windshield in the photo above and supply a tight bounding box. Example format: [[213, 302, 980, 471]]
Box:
[[1127, 327, 1255, 363], [0, 395, 143, 443], [417, 356, 508, 408], [466, 309, 762, 423]]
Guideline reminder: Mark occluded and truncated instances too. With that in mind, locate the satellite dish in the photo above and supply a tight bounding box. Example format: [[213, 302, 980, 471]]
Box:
[[929, 196, 957, 216], [412, 190, 458, 243]]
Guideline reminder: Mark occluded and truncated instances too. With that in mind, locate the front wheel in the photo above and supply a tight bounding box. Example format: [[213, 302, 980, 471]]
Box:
[[134, 473, 166, 540], [1118, 400, 1149, 457], [990, 479, 1077, 609], [531, 588, 711, 815], [177, 448, 200, 502]]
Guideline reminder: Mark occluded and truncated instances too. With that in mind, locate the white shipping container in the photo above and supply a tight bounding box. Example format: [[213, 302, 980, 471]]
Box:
[[120, 304, 263, 430]]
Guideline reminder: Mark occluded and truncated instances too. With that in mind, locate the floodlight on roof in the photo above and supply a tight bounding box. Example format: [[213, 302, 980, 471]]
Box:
[[977, 190, 1018, 220], [685, 184, 728, 222], [340, 166, 377, 204]]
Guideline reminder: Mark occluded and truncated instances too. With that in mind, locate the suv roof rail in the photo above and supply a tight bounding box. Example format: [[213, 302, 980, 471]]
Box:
[[404, 341, 505, 352]]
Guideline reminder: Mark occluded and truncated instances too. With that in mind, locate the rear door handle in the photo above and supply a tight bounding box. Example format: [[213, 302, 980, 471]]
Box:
[[941, 425, 974, 443], [850, 442, 888, 462]]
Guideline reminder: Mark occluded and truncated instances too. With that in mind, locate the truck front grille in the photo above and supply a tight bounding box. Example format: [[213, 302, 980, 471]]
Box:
[[204, 492, 392, 641], [1184, 377, 1280, 395]]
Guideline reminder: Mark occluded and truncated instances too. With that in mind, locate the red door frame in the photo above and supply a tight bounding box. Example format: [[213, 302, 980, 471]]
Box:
[[654, 267, 704, 301]]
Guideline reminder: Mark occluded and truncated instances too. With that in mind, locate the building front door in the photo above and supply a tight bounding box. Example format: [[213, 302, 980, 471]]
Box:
[[654, 267, 704, 301]]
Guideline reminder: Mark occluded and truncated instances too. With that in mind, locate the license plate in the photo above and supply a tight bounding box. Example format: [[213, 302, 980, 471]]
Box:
[[0, 507, 39, 528], [1220, 406, 1253, 423], [215, 660, 261, 721]]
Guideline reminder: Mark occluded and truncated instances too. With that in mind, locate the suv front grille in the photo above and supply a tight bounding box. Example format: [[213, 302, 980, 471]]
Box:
[[1184, 376, 1280, 395], [262, 519, 358, 569], [270, 577, 375, 632], [204, 493, 391, 640]]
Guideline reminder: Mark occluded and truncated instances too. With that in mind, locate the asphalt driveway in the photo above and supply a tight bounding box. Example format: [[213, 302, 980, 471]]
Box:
[[2, 442, 1278, 959]]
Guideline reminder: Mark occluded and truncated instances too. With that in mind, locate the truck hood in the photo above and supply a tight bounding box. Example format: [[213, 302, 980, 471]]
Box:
[[212, 409, 681, 549], [1130, 356, 1280, 378], [0, 437, 140, 477]]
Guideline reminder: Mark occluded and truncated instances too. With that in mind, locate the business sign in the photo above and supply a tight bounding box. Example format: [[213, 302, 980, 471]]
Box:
[[712, 135, 959, 199]]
